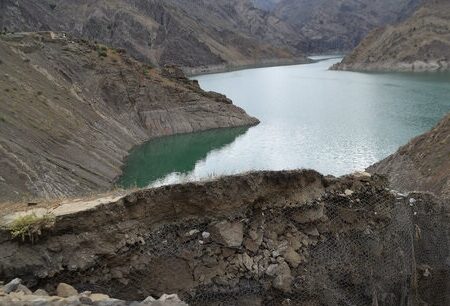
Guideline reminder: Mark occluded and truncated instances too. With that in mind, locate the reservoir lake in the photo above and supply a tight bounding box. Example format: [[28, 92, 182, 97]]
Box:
[[119, 57, 450, 188]]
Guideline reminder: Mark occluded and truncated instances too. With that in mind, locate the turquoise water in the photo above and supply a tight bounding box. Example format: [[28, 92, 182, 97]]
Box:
[[119, 57, 450, 187]]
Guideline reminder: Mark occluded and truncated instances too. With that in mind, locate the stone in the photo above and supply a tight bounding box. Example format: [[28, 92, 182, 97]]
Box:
[[244, 238, 260, 253], [4, 278, 22, 294], [222, 248, 236, 258], [209, 221, 244, 248], [90, 293, 110, 302], [56, 283, 78, 298], [142, 296, 156, 303], [283, 247, 303, 268], [273, 274, 293, 293], [345, 189, 354, 196], [186, 229, 199, 237], [202, 232, 210, 239], [292, 204, 324, 224], [304, 226, 320, 237], [266, 264, 279, 277], [80, 296, 94, 304], [16, 284, 32, 295], [272, 262, 293, 292], [287, 235, 302, 251], [33, 289, 48, 296], [159, 294, 182, 302], [241, 253, 254, 271]]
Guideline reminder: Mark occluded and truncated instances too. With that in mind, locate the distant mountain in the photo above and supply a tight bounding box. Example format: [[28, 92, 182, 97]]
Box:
[[253, 0, 421, 53], [368, 112, 450, 200], [0, 0, 308, 70], [333, 0, 450, 71]]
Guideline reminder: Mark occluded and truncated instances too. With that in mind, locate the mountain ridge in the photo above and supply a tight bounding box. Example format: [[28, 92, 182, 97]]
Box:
[[0, 32, 258, 202], [0, 0, 309, 69], [333, 0, 450, 71]]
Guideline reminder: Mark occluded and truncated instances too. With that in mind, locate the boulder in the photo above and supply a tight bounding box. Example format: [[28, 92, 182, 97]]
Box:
[[209, 221, 244, 248], [34, 289, 49, 296], [16, 284, 32, 295], [283, 247, 303, 268], [271, 262, 293, 292], [3, 278, 22, 294], [90, 293, 110, 302], [56, 283, 78, 298]]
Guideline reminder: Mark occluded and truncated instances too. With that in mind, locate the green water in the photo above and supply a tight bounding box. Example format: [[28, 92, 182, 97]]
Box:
[[119, 57, 450, 188], [118, 127, 249, 187]]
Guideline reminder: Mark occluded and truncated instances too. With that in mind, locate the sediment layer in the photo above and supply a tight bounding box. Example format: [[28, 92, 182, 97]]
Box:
[[0, 170, 448, 305], [332, 0, 450, 72], [0, 32, 258, 201]]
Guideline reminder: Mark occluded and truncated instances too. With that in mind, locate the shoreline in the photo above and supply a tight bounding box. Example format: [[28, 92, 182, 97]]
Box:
[[331, 60, 450, 72], [183, 57, 314, 77]]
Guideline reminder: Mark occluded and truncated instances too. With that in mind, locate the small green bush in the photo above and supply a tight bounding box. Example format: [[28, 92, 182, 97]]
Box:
[[9, 213, 56, 243], [96, 44, 108, 57]]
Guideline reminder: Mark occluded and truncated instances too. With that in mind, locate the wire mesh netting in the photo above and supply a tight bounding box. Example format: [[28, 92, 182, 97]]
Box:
[[45, 178, 450, 306]]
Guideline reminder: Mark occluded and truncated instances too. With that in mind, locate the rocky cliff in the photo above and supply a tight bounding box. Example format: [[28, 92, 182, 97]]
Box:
[[369, 113, 450, 200], [333, 0, 450, 71], [0, 170, 448, 305], [253, 0, 421, 53], [0, 0, 309, 70], [0, 32, 258, 202]]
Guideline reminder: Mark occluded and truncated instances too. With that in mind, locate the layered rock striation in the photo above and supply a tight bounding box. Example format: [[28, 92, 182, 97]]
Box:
[[0, 32, 258, 201], [333, 0, 450, 71], [253, 0, 421, 53], [0, 0, 309, 70]]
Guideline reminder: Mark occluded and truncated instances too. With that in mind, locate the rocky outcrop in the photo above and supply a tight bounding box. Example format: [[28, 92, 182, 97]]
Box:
[[0, 279, 187, 306], [0, 170, 447, 305], [0, 0, 309, 69], [0, 32, 258, 201], [333, 0, 450, 71], [368, 113, 450, 200], [253, 0, 421, 53]]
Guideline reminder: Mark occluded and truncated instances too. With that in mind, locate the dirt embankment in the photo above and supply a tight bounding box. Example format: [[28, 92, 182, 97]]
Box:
[[369, 113, 450, 200], [0, 170, 448, 305], [0, 32, 258, 202], [332, 0, 450, 72]]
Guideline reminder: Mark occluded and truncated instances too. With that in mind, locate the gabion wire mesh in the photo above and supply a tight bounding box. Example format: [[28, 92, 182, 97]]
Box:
[[43, 183, 447, 306]]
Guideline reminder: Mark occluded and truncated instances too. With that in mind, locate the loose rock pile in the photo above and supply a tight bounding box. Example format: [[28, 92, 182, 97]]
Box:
[[0, 278, 187, 306]]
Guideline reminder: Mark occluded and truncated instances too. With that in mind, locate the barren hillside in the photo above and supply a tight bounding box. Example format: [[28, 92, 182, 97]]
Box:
[[369, 113, 450, 200], [333, 0, 450, 71], [253, 0, 421, 53], [0, 32, 258, 201], [0, 0, 308, 70]]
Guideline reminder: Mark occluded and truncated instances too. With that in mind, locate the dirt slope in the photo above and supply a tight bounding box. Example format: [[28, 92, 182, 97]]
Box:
[[333, 0, 450, 71], [369, 113, 450, 200], [0, 170, 448, 305], [0, 32, 258, 202]]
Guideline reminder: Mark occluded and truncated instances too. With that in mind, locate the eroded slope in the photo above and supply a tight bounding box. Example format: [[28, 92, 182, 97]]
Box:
[[369, 113, 450, 200], [0, 170, 448, 305], [0, 0, 308, 70], [333, 0, 450, 71], [0, 32, 258, 201], [253, 0, 421, 53]]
